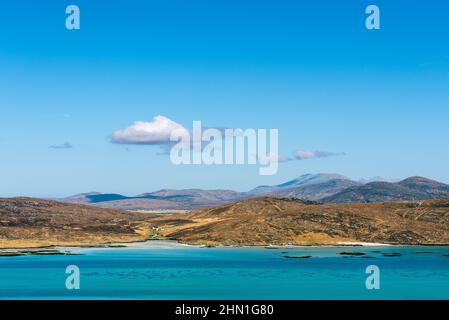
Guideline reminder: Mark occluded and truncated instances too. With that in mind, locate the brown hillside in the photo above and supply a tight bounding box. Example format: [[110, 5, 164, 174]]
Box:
[[0, 197, 151, 248], [2, 196, 449, 248], [149, 197, 449, 246]]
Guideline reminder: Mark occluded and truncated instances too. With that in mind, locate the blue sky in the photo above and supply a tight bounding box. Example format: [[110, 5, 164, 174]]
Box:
[[1, 0, 449, 197]]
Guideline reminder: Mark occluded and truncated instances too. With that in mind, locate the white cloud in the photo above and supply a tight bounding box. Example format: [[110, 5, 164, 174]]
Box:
[[111, 115, 189, 145], [294, 150, 345, 160], [50, 142, 73, 149], [258, 154, 292, 163]]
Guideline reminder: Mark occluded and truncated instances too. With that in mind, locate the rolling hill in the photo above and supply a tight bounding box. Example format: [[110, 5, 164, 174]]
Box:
[[0, 197, 151, 248], [2, 196, 449, 248], [148, 197, 449, 246], [323, 177, 449, 203]]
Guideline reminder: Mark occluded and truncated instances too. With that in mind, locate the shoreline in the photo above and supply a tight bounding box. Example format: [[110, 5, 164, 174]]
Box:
[[2, 239, 449, 255]]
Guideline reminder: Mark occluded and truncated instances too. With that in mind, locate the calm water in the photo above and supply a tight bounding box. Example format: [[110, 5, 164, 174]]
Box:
[[0, 242, 448, 299]]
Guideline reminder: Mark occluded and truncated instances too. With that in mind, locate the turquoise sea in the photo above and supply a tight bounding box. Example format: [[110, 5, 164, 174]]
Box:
[[0, 242, 448, 300]]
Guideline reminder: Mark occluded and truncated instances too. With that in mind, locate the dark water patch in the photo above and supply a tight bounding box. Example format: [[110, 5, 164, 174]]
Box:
[[382, 252, 401, 257], [31, 251, 66, 255], [283, 255, 312, 259], [339, 252, 366, 256], [27, 249, 66, 255], [0, 249, 84, 256]]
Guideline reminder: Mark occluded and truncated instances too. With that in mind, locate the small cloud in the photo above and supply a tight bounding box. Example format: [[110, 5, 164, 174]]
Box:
[[258, 154, 292, 163], [111, 115, 189, 145], [294, 150, 345, 160], [50, 142, 73, 149]]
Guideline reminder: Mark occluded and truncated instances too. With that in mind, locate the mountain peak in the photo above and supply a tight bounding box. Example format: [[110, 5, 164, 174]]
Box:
[[399, 176, 440, 184], [324, 176, 449, 203], [397, 176, 449, 193], [359, 176, 399, 184], [248, 173, 358, 200], [277, 173, 351, 188]]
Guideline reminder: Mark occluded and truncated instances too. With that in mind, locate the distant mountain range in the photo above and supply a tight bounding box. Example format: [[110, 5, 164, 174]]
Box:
[[248, 173, 361, 200], [63, 189, 246, 210], [324, 176, 449, 203], [60, 174, 449, 210]]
